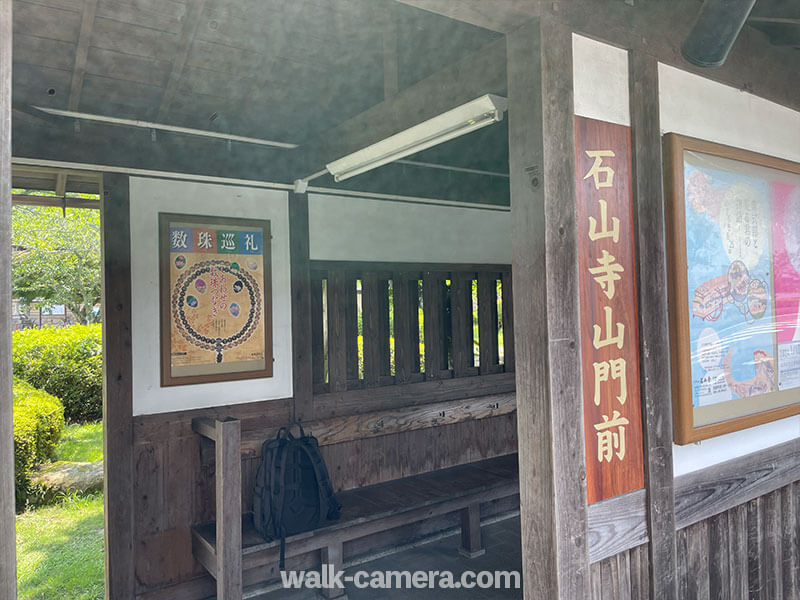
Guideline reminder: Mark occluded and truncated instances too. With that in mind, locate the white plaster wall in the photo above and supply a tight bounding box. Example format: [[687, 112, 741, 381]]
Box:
[[308, 193, 511, 263], [573, 34, 630, 126], [129, 177, 292, 415], [659, 64, 800, 476]]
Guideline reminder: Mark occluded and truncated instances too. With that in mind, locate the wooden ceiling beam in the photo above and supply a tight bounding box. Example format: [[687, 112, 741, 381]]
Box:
[[67, 0, 99, 111], [156, 0, 206, 122], [394, 0, 542, 34], [294, 35, 507, 180]]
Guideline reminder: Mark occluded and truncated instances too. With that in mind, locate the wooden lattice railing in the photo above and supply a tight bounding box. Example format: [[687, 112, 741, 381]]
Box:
[[310, 262, 514, 394]]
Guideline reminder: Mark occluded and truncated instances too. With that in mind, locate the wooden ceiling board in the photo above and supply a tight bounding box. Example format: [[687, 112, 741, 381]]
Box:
[[85, 47, 172, 89], [95, 0, 187, 35], [90, 17, 179, 60], [183, 39, 271, 75], [12, 63, 73, 108], [78, 73, 164, 118], [13, 34, 76, 71], [15, 0, 83, 14], [13, 1, 82, 43]]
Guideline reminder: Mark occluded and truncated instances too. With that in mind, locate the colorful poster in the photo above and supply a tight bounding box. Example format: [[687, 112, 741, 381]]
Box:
[[160, 214, 272, 385], [772, 183, 800, 390], [684, 154, 777, 408], [575, 116, 644, 504]]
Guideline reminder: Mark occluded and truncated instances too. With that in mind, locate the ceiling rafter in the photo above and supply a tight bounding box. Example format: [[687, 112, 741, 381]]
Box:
[[156, 0, 207, 122], [67, 0, 99, 111]]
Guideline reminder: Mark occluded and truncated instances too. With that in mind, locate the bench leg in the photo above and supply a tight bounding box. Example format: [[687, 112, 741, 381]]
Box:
[[459, 502, 486, 558], [320, 542, 348, 600]]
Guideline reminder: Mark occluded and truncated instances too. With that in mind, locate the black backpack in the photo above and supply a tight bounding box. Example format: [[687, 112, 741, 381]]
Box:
[[253, 424, 341, 569]]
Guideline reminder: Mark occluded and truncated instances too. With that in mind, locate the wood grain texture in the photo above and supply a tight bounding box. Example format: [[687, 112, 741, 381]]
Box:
[[587, 489, 648, 564], [102, 173, 136, 599], [508, 17, 590, 600], [629, 50, 678, 600], [215, 419, 242, 599], [289, 192, 313, 421], [422, 272, 446, 378], [575, 115, 645, 503], [0, 0, 15, 595], [326, 271, 348, 393], [450, 272, 474, 377], [674, 438, 800, 530], [240, 392, 516, 456]]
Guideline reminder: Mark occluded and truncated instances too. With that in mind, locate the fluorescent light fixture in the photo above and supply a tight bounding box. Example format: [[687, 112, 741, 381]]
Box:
[[325, 94, 507, 182], [33, 106, 298, 149]]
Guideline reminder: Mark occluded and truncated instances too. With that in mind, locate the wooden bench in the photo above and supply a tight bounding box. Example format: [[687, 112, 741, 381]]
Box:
[[191, 418, 519, 600]]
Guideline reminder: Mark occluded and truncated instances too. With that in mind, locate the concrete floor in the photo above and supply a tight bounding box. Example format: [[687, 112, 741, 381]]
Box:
[[265, 516, 523, 600]]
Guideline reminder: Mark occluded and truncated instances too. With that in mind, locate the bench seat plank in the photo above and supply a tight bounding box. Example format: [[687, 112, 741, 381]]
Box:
[[192, 453, 519, 574]]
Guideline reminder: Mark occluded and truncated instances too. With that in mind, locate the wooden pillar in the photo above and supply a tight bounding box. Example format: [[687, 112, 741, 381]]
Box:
[[508, 18, 590, 600], [215, 418, 242, 599], [629, 51, 679, 600], [290, 192, 314, 421], [102, 173, 136, 599], [0, 0, 16, 597]]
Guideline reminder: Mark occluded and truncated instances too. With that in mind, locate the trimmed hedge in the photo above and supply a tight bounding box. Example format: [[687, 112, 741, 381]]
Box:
[[13, 324, 102, 422], [13, 379, 65, 510]]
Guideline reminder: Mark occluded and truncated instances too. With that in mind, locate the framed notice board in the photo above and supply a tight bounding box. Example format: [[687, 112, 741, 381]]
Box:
[[664, 134, 800, 443], [159, 213, 273, 386]]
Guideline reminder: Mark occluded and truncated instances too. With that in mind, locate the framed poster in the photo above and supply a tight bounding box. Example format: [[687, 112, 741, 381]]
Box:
[[664, 134, 800, 443], [159, 213, 273, 386]]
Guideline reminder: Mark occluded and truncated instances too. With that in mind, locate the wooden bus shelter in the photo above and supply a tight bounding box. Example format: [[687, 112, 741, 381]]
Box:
[[1, 1, 799, 599]]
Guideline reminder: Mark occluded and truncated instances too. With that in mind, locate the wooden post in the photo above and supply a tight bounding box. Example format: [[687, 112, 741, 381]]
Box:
[[629, 51, 679, 600], [101, 173, 136, 599], [215, 418, 242, 600], [459, 503, 485, 558], [0, 0, 16, 596], [508, 18, 590, 600], [290, 192, 314, 421], [321, 541, 347, 599]]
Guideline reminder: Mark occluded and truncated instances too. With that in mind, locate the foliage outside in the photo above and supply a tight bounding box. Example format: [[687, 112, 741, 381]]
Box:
[[13, 379, 65, 511], [12, 205, 101, 325], [56, 422, 104, 463], [13, 324, 103, 422]]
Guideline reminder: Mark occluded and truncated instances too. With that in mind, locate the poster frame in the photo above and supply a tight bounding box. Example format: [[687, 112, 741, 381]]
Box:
[[664, 133, 800, 444], [158, 212, 273, 387]]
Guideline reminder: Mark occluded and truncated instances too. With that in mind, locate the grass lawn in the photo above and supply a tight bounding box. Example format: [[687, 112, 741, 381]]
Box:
[[16, 493, 105, 600], [16, 421, 105, 600], [55, 422, 103, 462]]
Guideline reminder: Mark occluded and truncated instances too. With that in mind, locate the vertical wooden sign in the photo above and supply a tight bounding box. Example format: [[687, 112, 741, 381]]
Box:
[[575, 116, 645, 503]]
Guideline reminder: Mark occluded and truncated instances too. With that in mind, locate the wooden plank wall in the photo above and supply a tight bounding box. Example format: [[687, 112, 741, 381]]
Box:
[[589, 480, 800, 600]]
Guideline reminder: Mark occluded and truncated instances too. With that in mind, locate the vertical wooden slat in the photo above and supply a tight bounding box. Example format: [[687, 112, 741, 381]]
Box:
[[0, 0, 14, 594], [676, 528, 689, 599], [422, 272, 445, 378], [215, 418, 242, 600], [591, 562, 603, 600], [781, 484, 798, 598], [361, 274, 383, 386], [629, 50, 678, 600], [748, 497, 766, 599], [345, 275, 359, 383], [393, 274, 413, 384], [310, 275, 325, 386], [102, 173, 135, 600], [327, 271, 348, 392], [730, 504, 749, 600], [508, 17, 590, 600], [450, 272, 473, 377], [688, 521, 710, 600], [477, 272, 499, 374], [500, 270, 515, 372], [765, 490, 782, 600], [289, 192, 313, 422], [709, 511, 731, 600]]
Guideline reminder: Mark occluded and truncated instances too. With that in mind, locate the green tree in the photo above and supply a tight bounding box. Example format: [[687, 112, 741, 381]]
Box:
[[12, 205, 102, 325]]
